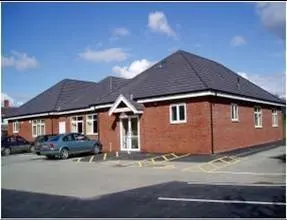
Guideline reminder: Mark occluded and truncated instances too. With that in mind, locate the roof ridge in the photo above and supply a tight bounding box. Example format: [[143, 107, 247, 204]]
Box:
[[64, 78, 97, 84], [53, 79, 68, 111], [181, 51, 283, 103], [179, 51, 209, 89]]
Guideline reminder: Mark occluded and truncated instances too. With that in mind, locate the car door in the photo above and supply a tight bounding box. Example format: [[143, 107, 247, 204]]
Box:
[[62, 134, 77, 153], [9, 136, 19, 153], [73, 134, 91, 153], [17, 136, 31, 152]]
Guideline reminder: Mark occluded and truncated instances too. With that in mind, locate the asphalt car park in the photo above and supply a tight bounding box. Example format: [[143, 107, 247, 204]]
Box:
[[1, 143, 286, 218]]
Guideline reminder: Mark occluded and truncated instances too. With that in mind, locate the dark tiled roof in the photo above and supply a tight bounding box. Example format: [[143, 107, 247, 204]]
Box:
[[5, 79, 97, 117], [99, 50, 283, 104], [5, 77, 129, 118], [2, 107, 18, 116], [5, 50, 284, 118], [60, 76, 130, 111]]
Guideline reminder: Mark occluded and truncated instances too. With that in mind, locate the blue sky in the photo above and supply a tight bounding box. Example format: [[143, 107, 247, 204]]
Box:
[[2, 2, 286, 106]]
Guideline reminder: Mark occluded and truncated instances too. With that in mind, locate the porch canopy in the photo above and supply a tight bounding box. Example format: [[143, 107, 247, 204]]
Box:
[[108, 94, 144, 116]]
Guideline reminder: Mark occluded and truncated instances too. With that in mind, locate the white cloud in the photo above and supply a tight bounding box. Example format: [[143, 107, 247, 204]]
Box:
[[79, 48, 128, 63], [256, 2, 286, 39], [148, 11, 176, 37], [112, 27, 130, 37], [230, 36, 247, 47], [2, 51, 38, 71], [238, 72, 286, 98], [112, 59, 155, 79], [1, 93, 24, 107]]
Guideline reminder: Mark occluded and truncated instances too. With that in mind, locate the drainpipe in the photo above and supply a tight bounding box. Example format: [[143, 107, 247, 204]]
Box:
[[209, 98, 214, 154], [51, 118, 53, 134]]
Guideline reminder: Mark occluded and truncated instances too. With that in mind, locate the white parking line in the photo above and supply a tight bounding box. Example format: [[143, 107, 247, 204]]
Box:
[[158, 197, 286, 206], [186, 182, 285, 187], [208, 170, 285, 176]]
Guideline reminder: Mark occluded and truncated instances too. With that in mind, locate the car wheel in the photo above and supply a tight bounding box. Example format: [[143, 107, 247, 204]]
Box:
[[94, 145, 100, 154], [60, 148, 69, 160], [30, 146, 35, 153], [4, 148, 11, 156], [46, 155, 55, 159], [36, 152, 40, 155]]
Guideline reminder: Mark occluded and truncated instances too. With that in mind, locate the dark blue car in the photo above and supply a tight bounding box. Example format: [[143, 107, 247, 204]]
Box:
[[39, 133, 103, 159], [1, 135, 32, 156]]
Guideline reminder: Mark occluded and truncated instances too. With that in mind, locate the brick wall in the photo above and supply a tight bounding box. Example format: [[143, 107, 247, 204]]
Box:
[[7, 97, 284, 154], [8, 111, 99, 142], [98, 110, 121, 152], [212, 97, 284, 153], [140, 97, 212, 154]]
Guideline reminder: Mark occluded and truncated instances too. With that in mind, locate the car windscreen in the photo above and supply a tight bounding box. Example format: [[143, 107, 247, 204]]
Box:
[[48, 135, 61, 142], [47, 135, 57, 141]]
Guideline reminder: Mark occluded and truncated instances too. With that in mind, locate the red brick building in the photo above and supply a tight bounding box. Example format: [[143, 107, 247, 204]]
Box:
[[5, 50, 285, 154]]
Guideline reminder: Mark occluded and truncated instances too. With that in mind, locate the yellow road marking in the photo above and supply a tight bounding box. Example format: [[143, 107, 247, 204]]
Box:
[[103, 153, 107, 160], [89, 156, 94, 163], [162, 155, 169, 161], [154, 165, 176, 170], [219, 158, 230, 164], [208, 162, 220, 168], [171, 153, 178, 158]]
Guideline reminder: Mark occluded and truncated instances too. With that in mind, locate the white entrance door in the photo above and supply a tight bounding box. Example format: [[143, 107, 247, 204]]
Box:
[[59, 121, 66, 134], [120, 116, 140, 151]]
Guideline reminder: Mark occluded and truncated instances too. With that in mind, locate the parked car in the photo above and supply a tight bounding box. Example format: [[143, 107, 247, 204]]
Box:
[[1, 135, 32, 156], [31, 134, 57, 155], [39, 133, 103, 159]]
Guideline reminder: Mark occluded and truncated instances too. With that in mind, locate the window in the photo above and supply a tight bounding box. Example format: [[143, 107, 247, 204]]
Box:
[[74, 133, 89, 141], [272, 109, 278, 127], [13, 121, 20, 133], [71, 116, 84, 134], [86, 114, 98, 135], [32, 120, 45, 137], [63, 134, 75, 142], [170, 103, 187, 124], [231, 104, 239, 121], [254, 106, 262, 128]]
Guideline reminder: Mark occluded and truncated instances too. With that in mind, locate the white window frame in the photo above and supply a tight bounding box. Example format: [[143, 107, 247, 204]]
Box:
[[71, 116, 84, 134], [32, 119, 45, 137], [169, 103, 187, 124], [254, 106, 263, 128], [231, 103, 239, 122], [272, 109, 278, 127], [86, 114, 98, 135], [13, 121, 19, 133]]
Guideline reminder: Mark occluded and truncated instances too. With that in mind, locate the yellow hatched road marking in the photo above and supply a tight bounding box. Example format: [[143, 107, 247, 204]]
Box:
[[162, 155, 169, 161], [89, 156, 94, 163], [103, 153, 107, 160]]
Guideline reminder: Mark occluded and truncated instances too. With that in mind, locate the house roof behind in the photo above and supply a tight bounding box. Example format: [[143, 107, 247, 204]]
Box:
[[2, 107, 18, 117], [5, 79, 97, 117], [5, 76, 129, 118], [98, 50, 283, 104], [60, 76, 130, 111]]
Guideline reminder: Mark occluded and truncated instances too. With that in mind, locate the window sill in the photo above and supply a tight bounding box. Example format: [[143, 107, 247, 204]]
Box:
[[170, 120, 187, 124], [231, 119, 239, 122], [13, 131, 19, 133], [272, 125, 279, 128], [86, 133, 99, 136], [255, 126, 263, 129]]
